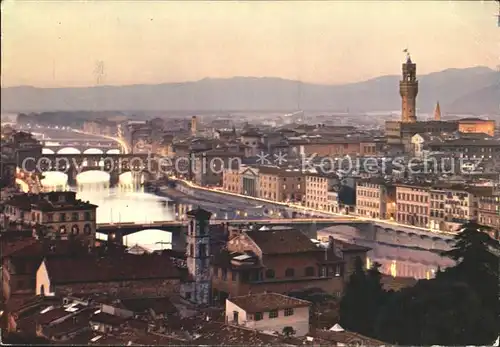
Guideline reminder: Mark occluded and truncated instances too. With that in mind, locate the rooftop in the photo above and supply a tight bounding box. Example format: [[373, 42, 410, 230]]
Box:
[[5, 191, 97, 212], [245, 229, 319, 255], [43, 253, 181, 284], [229, 293, 311, 314]]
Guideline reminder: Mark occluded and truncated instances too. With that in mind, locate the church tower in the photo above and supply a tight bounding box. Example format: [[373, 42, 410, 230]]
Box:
[[185, 207, 212, 305], [434, 101, 441, 121], [399, 53, 418, 123]]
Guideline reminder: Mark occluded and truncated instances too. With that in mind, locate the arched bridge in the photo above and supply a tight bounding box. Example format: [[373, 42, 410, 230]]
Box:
[[96, 217, 453, 251], [37, 153, 157, 186]]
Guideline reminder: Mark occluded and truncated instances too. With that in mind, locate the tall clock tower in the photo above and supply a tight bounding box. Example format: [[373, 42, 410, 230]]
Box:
[[399, 53, 418, 123]]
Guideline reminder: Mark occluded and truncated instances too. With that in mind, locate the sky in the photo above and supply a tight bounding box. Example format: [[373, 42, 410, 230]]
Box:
[[1, 1, 499, 88]]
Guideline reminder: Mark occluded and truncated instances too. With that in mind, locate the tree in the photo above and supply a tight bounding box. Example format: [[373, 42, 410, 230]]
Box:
[[375, 279, 497, 346], [339, 258, 385, 337], [440, 222, 500, 323]]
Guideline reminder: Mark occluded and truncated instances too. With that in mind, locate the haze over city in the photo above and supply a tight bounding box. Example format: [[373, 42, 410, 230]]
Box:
[[2, 0, 499, 88]]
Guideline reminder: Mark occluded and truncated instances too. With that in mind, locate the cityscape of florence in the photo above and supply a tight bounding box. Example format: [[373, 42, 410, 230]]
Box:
[[0, 1, 499, 346]]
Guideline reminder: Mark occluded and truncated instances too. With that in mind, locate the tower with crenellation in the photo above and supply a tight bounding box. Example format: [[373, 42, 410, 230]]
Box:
[[399, 52, 418, 123]]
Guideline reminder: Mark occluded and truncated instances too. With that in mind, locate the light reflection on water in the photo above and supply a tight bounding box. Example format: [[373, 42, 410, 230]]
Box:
[[41, 171, 174, 250]]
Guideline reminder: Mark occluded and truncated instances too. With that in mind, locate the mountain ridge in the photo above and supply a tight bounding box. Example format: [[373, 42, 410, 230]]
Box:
[[2, 66, 498, 114]]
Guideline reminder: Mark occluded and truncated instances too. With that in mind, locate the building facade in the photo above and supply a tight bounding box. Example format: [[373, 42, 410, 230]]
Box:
[[257, 166, 304, 203], [225, 293, 311, 336], [2, 192, 98, 246], [457, 118, 495, 137], [305, 173, 340, 211], [395, 183, 430, 228], [356, 179, 395, 220], [211, 230, 369, 303]]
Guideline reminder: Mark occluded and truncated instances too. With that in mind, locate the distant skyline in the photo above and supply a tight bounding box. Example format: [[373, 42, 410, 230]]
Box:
[[1, 1, 499, 88]]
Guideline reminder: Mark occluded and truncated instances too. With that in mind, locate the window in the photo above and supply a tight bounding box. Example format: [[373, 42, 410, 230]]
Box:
[[284, 308, 294, 316], [269, 310, 278, 319], [285, 268, 295, 277], [265, 269, 275, 279], [84, 224, 92, 235], [305, 267, 315, 277], [72, 212, 79, 221], [47, 213, 53, 222], [71, 224, 79, 235], [84, 212, 91, 221], [60, 213, 66, 222], [254, 312, 263, 321], [59, 225, 67, 234]]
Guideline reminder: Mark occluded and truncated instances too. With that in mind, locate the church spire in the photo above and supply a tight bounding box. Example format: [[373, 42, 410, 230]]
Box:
[[434, 101, 441, 121]]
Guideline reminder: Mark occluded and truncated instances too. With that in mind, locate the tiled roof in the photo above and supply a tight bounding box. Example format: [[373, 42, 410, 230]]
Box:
[[44, 253, 181, 284], [245, 229, 319, 255], [229, 292, 311, 314], [90, 312, 126, 326], [5, 192, 97, 212], [335, 240, 371, 253], [119, 297, 177, 315], [193, 321, 302, 345], [311, 328, 387, 346]]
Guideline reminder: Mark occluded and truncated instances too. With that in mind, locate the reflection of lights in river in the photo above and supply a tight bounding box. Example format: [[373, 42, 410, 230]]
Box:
[[390, 260, 397, 278], [40, 171, 174, 224]]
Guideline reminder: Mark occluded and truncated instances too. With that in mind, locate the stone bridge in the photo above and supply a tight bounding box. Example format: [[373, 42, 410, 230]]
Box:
[[42, 140, 121, 155], [95, 218, 453, 251], [37, 153, 158, 186]]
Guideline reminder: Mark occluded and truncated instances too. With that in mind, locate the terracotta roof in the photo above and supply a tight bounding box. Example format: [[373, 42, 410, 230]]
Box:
[[256, 165, 303, 176], [1, 238, 38, 258], [229, 293, 311, 314], [335, 240, 371, 253], [90, 312, 126, 326], [193, 321, 302, 345], [44, 253, 181, 284], [311, 328, 387, 346], [5, 192, 97, 212], [245, 229, 319, 255], [120, 297, 177, 315]]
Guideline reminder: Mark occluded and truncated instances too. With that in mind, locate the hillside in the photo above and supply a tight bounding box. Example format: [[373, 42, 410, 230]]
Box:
[[1, 66, 498, 114]]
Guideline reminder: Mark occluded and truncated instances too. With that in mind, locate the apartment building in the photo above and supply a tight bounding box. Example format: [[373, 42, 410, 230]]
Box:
[[305, 173, 340, 212], [257, 166, 304, 203], [356, 179, 396, 220], [222, 168, 242, 194], [2, 191, 97, 246], [395, 183, 430, 228], [478, 189, 500, 240], [429, 185, 490, 232]]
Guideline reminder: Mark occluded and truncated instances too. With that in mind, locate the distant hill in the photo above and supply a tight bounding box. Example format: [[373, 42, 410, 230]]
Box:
[[1, 66, 498, 114]]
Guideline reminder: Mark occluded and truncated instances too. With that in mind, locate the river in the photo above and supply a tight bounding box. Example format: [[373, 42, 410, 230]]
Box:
[[41, 171, 176, 251]]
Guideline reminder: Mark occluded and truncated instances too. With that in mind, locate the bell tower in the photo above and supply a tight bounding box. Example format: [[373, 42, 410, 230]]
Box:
[[399, 52, 418, 123], [185, 207, 212, 305]]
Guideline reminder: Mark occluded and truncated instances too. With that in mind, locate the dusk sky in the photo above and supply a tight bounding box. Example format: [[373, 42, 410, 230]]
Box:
[[2, 1, 499, 88]]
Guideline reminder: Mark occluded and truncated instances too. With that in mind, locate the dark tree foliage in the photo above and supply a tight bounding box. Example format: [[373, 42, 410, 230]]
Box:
[[340, 222, 500, 345], [375, 279, 497, 345], [440, 222, 500, 316], [339, 258, 385, 337]]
